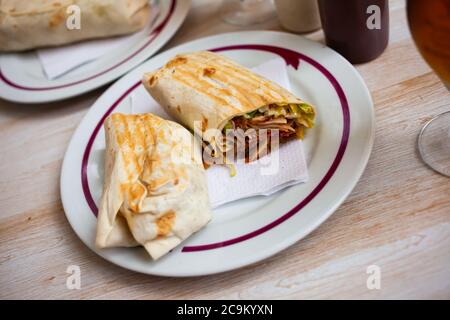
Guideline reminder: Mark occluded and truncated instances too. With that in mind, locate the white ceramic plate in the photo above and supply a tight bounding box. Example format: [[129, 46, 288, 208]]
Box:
[[0, 0, 190, 104], [61, 31, 374, 276]]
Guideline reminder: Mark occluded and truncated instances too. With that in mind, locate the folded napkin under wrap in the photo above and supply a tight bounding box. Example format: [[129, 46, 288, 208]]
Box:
[[130, 57, 309, 208], [37, 6, 160, 79]]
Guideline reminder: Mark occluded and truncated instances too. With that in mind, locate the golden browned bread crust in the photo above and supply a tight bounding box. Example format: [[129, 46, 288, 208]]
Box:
[[143, 51, 310, 138]]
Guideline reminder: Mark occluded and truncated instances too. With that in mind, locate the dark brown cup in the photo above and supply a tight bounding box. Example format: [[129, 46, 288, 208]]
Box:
[[318, 0, 389, 64]]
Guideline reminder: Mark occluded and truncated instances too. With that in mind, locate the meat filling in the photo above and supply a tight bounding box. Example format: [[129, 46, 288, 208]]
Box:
[[220, 103, 315, 163]]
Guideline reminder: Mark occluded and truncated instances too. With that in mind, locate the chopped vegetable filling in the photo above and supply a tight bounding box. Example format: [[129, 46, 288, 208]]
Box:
[[220, 103, 315, 163]]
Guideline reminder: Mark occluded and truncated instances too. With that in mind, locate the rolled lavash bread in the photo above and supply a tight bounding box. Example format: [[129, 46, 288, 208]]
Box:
[[0, 0, 150, 52], [142, 51, 315, 148], [96, 113, 211, 260]]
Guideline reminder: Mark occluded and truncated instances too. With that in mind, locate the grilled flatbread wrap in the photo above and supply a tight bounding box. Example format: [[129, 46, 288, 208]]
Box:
[[142, 51, 315, 162], [0, 0, 150, 52], [96, 113, 211, 260]]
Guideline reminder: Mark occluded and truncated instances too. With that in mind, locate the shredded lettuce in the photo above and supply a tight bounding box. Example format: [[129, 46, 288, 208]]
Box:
[[227, 163, 236, 177], [266, 106, 287, 117], [223, 122, 233, 130], [227, 103, 314, 127], [297, 103, 315, 128], [288, 104, 299, 116], [243, 110, 259, 119]]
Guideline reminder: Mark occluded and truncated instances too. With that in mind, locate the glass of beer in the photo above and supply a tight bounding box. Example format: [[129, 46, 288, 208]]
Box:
[[407, 0, 450, 177]]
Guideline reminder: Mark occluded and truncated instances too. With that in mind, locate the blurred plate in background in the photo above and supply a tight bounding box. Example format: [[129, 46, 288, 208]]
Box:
[[0, 0, 191, 104]]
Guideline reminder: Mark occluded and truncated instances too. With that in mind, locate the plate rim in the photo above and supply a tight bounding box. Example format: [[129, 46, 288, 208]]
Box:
[[60, 30, 375, 277]]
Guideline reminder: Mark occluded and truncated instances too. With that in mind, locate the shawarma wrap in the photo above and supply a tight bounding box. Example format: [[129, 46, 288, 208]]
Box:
[[96, 113, 211, 260], [142, 51, 315, 163], [0, 0, 150, 52]]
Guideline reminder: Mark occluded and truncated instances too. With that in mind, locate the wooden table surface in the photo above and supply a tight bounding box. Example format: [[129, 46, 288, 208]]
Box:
[[1, 0, 449, 300]]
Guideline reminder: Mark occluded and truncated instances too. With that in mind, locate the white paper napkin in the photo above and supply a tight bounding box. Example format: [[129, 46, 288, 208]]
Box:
[[37, 6, 160, 80], [130, 58, 309, 208]]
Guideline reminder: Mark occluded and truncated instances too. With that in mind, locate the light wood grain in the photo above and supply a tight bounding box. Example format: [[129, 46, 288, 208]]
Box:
[[0, 0, 449, 300]]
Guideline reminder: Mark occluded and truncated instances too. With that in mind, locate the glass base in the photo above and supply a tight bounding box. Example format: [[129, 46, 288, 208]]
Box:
[[417, 111, 450, 177], [219, 0, 275, 26]]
